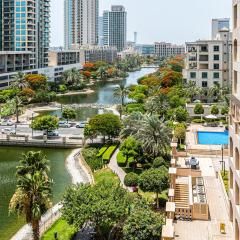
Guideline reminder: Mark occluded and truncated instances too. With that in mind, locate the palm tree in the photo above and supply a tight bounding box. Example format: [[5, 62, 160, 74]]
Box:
[[11, 72, 28, 90], [184, 81, 201, 102], [113, 83, 129, 107], [122, 114, 172, 157], [9, 151, 52, 240], [135, 115, 172, 157], [62, 68, 81, 86], [97, 66, 108, 80], [14, 96, 22, 123]]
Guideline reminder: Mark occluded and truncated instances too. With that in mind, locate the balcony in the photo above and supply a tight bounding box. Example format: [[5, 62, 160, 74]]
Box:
[[199, 55, 209, 62]]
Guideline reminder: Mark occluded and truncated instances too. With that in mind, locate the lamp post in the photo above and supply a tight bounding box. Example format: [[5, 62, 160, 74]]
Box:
[[31, 113, 34, 138], [220, 144, 226, 176]]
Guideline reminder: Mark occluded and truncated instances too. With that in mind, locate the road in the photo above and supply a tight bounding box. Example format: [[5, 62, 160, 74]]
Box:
[[0, 124, 84, 138]]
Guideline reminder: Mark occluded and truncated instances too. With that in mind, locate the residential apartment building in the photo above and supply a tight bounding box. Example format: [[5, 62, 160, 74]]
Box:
[[64, 0, 99, 49], [212, 18, 230, 40], [135, 44, 155, 56], [0, 0, 50, 68], [103, 5, 127, 52], [183, 28, 232, 88], [48, 50, 80, 67], [98, 16, 104, 46], [79, 45, 117, 64], [229, 1, 240, 239], [154, 42, 185, 58]]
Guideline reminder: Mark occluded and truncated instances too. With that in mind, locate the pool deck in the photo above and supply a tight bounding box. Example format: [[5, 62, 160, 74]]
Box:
[[186, 124, 228, 153]]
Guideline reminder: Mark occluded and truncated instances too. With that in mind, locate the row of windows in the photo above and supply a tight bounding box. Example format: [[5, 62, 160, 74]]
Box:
[[190, 72, 220, 79]]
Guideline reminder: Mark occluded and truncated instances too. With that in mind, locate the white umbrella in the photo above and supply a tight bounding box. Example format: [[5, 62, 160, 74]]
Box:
[[205, 114, 218, 119]]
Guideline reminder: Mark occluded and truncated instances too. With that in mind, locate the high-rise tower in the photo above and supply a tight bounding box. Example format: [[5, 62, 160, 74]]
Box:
[[103, 5, 127, 52], [64, 0, 99, 49], [0, 0, 50, 68]]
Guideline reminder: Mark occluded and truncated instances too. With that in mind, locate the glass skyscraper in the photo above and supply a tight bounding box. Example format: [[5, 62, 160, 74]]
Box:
[[0, 0, 50, 68], [103, 5, 127, 52]]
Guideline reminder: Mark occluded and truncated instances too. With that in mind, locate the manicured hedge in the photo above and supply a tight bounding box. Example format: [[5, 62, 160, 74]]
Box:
[[97, 146, 108, 157], [117, 151, 134, 167], [102, 145, 117, 163]]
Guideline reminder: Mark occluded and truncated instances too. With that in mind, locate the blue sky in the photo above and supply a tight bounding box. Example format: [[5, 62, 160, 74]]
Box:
[[51, 0, 231, 47]]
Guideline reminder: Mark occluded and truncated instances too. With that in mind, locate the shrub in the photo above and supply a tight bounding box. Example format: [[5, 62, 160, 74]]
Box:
[[59, 84, 67, 93], [124, 173, 139, 187], [117, 151, 127, 167], [211, 105, 219, 115], [221, 106, 229, 116], [102, 145, 117, 163], [175, 107, 189, 122], [125, 103, 145, 113], [153, 157, 169, 169], [192, 119, 205, 123], [82, 148, 103, 171], [97, 147, 108, 157], [194, 103, 204, 115]]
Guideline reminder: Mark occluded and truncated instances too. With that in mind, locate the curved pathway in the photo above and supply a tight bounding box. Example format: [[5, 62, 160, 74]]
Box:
[[11, 149, 92, 240], [108, 149, 132, 192]]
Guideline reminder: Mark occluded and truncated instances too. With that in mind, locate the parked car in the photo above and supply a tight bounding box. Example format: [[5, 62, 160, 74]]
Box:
[[59, 121, 71, 128], [1, 120, 14, 126], [76, 121, 87, 128], [43, 130, 59, 137], [1, 128, 16, 135]]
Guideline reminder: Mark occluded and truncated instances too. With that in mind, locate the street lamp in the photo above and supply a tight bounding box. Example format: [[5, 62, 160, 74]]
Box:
[[220, 144, 226, 176], [31, 113, 34, 138]]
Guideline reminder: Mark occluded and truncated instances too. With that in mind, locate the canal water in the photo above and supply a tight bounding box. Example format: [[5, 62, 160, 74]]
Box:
[[41, 67, 156, 121], [0, 68, 156, 239]]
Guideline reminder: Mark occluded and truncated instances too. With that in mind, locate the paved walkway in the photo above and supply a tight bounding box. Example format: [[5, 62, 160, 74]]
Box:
[[108, 149, 131, 191]]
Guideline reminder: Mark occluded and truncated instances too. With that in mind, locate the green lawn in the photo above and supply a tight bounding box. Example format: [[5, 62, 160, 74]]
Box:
[[41, 219, 75, 240], [94, 168, 120, 185]]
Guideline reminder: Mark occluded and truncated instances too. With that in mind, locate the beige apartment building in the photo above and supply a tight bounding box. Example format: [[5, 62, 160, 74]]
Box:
[[230, 1, 240, 239], [183, 28, 232, 88]]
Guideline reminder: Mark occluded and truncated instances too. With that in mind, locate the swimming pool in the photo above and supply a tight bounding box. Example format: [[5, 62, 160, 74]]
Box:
[[197, 131, 229, 145]]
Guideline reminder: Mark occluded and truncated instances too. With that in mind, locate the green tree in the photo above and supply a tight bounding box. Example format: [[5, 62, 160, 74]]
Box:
[[14, 96, 23, 123], [174, 124, 186, 145], [123, 208, 164, 240], [175, 107, 189, 122], [194, 103, 204, 115], [211, 105, 219, 115], [113, 83, 129, 107], [31, 115, 59, 134], [120, 136, 141, 166], [152, 156, 169, 169], [184, 81, 201, 102], [221, 106, 229, 116], [97, 66, 108, 80], [62, 68, 81, 86], [61, 182, 130, 240], [124, 172, 139, 187], [62, 107, 77, 122], [88, 113, 122, 141], [139, 168, 169, 209], [9, 151, 52, 240], [11, 72, 28, 90]]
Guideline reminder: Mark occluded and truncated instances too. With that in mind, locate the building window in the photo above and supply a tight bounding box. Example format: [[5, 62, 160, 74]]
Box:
[[214, 55, 219, 61], [202, 72, 208, 79], [213, 45, 219, 52], [190, 72, 196, 78], [234, 4, 238, 29], [214, 64, 219, 70], [202, 81, 208, 88], [213, 72, 220, 79]]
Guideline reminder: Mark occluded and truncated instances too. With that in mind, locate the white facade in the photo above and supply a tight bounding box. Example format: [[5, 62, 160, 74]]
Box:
[[64, 0, 99, 49], [154, 42, 185, 58], [229, 1, 240, 240], [183, 29, 232, 88]]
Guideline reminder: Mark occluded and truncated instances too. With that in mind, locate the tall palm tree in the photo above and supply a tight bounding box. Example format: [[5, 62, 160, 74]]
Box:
[[14, 96, 22, 123], [113, 83, 129, 107], [9, 151, 52, 240], [11, 72, 28, 90], [135, 115, 172, 157], [122, 114, 172, 157]]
